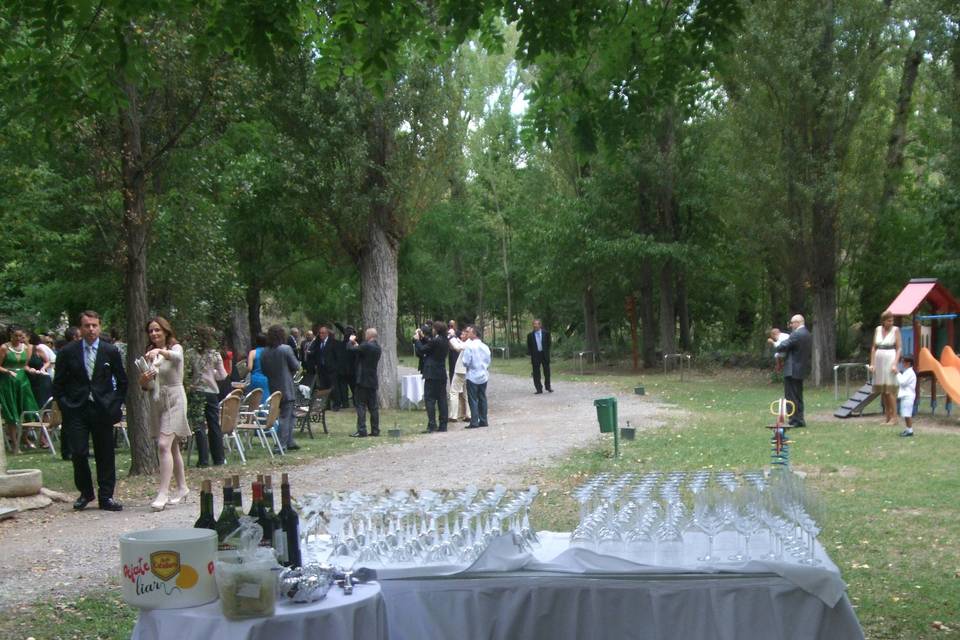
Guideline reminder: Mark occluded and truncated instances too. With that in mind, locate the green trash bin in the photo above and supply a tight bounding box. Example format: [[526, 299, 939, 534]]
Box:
[[594, 397, 618, 433]]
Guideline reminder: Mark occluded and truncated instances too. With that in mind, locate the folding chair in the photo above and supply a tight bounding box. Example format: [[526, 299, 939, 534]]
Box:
[[19, 398, 61, 457], [296, 387, 330, 438], [237, 391, 283, 458], [239, 388, 263, 425], [219, 394, 245, 464], [114, 412, 131, 449]]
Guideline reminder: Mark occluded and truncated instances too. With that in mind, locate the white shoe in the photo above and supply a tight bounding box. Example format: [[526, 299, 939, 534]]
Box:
[[150, 495, 168, 511], [168, 488, 190, 505]]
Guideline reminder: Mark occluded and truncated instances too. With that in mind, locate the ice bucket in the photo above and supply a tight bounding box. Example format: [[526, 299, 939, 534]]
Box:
[[119, 528, 219, 609]]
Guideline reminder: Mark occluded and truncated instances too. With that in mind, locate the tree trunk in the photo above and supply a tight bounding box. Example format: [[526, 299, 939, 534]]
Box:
[[246, 285, 262, 342], [360, 222, 400, 409], [639, 264, 657, 368], [583, 283, 601, 359], [501, 231, 512, 358], [228, 303, 251, 357], [119, 83, 156, 475], [677, 271, 691, 351], [880, 27, 923, 212], [656, 107, 678, 355], [659, 261, 677, 355]]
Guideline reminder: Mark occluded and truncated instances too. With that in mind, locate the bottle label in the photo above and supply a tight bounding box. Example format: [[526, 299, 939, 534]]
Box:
[[273, 530, 287, 562]]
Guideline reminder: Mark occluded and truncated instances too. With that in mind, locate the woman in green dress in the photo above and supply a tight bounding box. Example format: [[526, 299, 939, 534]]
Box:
[[0, 327, 39, 454]]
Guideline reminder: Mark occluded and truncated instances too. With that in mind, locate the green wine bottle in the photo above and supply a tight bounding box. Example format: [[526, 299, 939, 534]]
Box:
[[194, 479, 216, 530]]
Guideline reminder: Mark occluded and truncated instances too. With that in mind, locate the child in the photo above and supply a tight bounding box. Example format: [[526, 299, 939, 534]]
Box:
[[768, 328, 788, 372], [896, 355, 916, 437]]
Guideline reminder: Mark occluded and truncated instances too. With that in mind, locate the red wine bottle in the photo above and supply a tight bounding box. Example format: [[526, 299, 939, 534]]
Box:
[[278, 473, 301, 567]]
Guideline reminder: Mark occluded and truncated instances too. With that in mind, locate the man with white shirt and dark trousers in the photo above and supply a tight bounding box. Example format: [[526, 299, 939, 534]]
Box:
[[526, 319, 552, 394], [462, 325, 491, 429]]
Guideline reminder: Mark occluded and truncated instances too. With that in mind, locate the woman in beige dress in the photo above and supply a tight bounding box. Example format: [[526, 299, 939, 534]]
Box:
[[139, 317, 191, 511], [869, 311, 901, 425]]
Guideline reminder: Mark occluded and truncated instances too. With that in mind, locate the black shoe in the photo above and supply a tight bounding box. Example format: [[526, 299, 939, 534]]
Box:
[[479, 422, 489, 427], [547, 388, 554, 393], [99, 498, 123, 512], [789, 421, 806, 428], [534, 390, 543, 395], [213, 460, 226, 466], [370, 431, 380, 437], [73, 495, 95, 510], [287, 444, 301, 450], [421, 428, 436, 434], [465, 424, 480, 429], [350, 431, 368, 438], [196, 462, 210, 468], [438, 427, 448, 432]]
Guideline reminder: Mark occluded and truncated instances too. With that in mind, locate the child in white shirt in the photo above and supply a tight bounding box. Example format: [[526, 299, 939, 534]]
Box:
[[768, 328, 788, 372], [896, 355, 916, 437]]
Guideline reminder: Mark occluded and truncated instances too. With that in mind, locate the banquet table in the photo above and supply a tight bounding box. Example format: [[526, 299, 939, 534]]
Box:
[[130, 582, 387, 640], [399, 375, 424, 409], [370, 531, 864, 640]]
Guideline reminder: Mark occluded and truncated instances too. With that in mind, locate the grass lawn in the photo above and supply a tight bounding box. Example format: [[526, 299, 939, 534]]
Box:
[[4, 357, 959, 639], [522, 358, 960, 640]]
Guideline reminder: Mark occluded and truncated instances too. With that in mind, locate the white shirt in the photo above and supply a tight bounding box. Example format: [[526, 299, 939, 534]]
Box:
[[462, 339, 491, 384], [896, 367, 916, 399]]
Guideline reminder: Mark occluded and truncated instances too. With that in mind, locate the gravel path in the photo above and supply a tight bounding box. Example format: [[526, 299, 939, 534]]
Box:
[[0, 367, 673, 608]]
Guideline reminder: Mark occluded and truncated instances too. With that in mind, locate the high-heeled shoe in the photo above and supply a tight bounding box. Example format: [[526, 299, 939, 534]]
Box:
[[150, 495, 169, 511], [168, 488, 190, 505]]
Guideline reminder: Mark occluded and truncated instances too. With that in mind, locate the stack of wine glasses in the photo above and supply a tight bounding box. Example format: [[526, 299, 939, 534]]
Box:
[[570, 470, 826, 566], [295, 485, 540, 568]]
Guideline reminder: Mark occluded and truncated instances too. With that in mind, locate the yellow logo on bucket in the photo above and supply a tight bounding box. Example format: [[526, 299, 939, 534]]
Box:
[[150, 551, 181, 582]]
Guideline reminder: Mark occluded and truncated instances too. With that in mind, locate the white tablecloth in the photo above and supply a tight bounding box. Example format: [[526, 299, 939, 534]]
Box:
[[131, 583, 387, 640], [370, 532, 863, 640], [380, 573, 862, 640], [399, 375, 424, 409]]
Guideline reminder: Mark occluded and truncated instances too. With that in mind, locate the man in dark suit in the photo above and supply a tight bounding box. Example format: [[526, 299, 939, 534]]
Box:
[[414, 321, 449, 433], [526, 319, 553, 394], [261, 325, 302, 451], [347, 328, 382, 437], [305, 324, 338, 396], [334, 323, 357, 409], [773, 314, 813, 427], [51, 310, 127, 511]]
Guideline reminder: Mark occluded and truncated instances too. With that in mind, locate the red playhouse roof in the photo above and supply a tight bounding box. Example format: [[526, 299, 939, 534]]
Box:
[[886, 278, 960, 316]]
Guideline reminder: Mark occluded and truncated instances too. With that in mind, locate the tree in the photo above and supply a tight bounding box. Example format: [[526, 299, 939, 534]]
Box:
[[1, 1, 302, 472]]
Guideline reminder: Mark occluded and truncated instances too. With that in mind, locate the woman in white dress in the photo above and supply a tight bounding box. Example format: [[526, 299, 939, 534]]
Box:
[[446, 329, 471, 422], [138, 317, 191, 511], [869, 311, 901, 425]]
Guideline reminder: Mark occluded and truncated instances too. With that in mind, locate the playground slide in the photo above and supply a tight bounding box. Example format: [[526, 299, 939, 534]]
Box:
[[942, 345, 960, 371], [917, 347, 960, 406]]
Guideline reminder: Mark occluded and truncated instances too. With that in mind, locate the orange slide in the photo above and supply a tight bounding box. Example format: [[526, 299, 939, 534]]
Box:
[[917, 347, 960, 405]]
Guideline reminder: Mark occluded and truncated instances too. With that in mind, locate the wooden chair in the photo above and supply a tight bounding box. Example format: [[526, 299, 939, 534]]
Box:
[[239, 388, 263, 425], [296, 387, 330, 438], [219, 394, 245, 464], [19, 398, 61, 457], [237, 391, 283, 458]]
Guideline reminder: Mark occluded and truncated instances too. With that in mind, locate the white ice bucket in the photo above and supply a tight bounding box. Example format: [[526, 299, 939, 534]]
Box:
[[119, 528, 219, 609]]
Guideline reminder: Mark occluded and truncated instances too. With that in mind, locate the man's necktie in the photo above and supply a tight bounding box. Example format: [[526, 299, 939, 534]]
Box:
[[86, 345, 96, 378]]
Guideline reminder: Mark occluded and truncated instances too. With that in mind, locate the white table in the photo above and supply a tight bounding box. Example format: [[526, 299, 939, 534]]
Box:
[[399, 375, 424, 409], [131, 582, 387, 640], [381, 572, 861, 640], [370, 532, 863, 640]]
